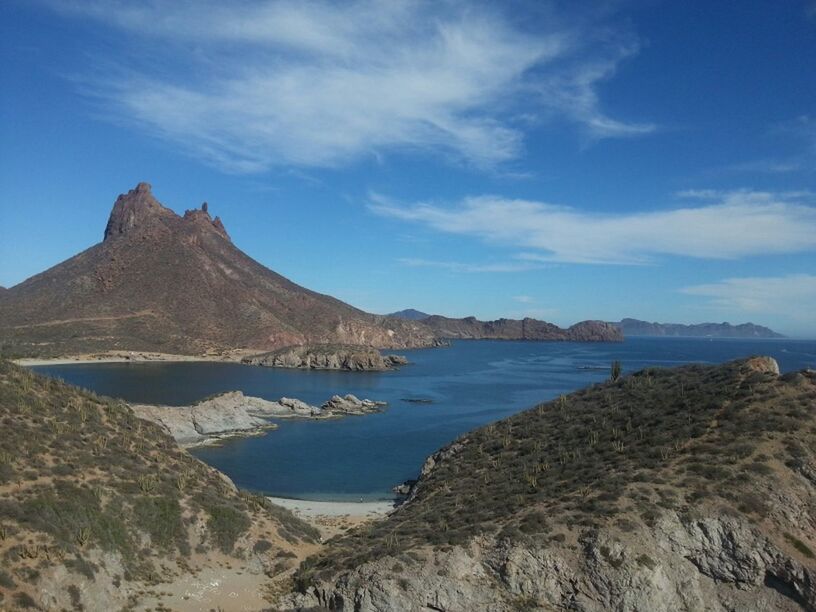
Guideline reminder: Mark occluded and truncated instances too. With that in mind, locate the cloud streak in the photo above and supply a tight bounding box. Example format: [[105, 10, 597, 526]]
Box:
[[51, 0, 653, 171], [371, 190, 816, 264], [398, 257, 545, 274], [681, 274, 816, 323]]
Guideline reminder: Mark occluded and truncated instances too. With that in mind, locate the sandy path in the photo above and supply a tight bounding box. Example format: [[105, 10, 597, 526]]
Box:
[[136, 566, 272, 612]]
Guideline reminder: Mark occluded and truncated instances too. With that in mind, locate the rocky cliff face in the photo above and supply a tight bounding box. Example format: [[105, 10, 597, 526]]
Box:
[[242, 344, 409, 371], [423, 315, 623, 342], [286, 358, 816, 611], [0, 183, 437, 357], [615, 318, 785, 338]]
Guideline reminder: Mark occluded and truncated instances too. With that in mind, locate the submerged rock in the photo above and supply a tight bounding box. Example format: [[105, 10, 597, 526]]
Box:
[[321, 394, 385, 415]]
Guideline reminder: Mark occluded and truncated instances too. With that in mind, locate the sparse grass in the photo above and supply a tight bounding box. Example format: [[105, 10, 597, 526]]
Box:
[[784, 532, 815, 559], [201, 503, 251, 554]]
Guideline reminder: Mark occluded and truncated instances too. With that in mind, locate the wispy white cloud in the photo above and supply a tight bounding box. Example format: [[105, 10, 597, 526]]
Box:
[[681, 274, 816, 323], [50, 0, 653, 171], [398, 257, 544, 274], [513, 295, 535, 304], [371, 190, 816, 264], [722, 159, 804, 174]]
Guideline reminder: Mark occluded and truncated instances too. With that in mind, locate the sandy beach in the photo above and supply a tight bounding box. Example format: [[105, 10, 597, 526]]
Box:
[[12, 351, 248, 367], [266, 496, 396, 518]]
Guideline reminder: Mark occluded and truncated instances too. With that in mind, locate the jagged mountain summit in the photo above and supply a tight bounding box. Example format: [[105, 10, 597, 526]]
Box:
[[614, 318, 785, 338], [0, 183, 436, 357], [290, 357, 816, 611]]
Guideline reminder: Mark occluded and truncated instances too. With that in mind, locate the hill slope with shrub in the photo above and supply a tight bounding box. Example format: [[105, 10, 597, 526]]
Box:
[[289, 357, 816, 611], [0, 360, 320, 610]]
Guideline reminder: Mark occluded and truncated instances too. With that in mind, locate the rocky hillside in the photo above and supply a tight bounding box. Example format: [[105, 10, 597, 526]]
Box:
[[615, 318, 785, 338], [0, 183, 436, 358], [242, 344, 410, 371], [423, 315, 623, 342], [288, 357, 816, 611], [0, 360, 321, 610]]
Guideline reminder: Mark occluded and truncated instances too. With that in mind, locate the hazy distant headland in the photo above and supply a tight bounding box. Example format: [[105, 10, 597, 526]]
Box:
[[389, 310, 785, 340], [612, 318, 785, 339]]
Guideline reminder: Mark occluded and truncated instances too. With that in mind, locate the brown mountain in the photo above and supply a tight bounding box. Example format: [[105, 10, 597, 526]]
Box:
[[422, 315, 623, 342], [0, 183, 436, 358]]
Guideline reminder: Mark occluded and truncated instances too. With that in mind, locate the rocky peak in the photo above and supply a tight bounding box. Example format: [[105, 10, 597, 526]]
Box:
[[104, 183, 230, 243], [103, 182, 171, 241], [182, 201, 231, 241]]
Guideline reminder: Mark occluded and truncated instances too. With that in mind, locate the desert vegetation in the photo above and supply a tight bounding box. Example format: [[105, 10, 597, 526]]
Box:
[[0, 360, 318, 609], [296, 357, 816, 587]]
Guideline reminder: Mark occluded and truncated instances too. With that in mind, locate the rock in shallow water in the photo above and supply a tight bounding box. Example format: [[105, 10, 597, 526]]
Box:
[[132, 390, 386, 446]]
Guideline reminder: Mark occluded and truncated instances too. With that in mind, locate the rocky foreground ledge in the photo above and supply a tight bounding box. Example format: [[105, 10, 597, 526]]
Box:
[[242, 344, 409, 371], [132, 391, 385, 447]]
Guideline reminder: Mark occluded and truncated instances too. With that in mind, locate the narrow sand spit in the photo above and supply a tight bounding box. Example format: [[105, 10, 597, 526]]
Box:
[[267, 496, 396, 518], [13, 351, 248, 366]]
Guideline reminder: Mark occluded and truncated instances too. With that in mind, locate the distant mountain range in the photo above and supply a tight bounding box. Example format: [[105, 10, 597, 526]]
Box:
[[388, 310, 784, 340], [389, 312, 622, 342], [613, 318, 784, 338], [0, 183, 436, 358]]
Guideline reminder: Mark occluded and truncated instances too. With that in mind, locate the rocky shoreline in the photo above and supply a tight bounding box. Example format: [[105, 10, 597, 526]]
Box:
[[242, 344, 410, 371], [132, 391, 386, 447]]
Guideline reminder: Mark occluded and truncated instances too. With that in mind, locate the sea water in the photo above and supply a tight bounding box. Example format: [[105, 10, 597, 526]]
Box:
[[34, 337, 816, 501]]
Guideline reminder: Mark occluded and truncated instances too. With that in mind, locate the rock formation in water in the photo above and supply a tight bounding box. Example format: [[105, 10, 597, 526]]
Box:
[[132, 390, 386, 446], [614, 318, 785, 338], [0, 183, 437, 358], [242, 344, 409, 371], [422, 315, 623, 342], [286, 357, 816, 611], [0, 360, 321, 610]]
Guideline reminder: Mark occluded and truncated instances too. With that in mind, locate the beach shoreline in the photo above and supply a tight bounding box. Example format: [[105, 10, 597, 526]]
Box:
[[12, 351, 247, 367], [266, 495, 397, 519]]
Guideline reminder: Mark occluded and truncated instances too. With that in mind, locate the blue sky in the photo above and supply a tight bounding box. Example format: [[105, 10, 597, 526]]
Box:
[[1, 1, 815, 337]]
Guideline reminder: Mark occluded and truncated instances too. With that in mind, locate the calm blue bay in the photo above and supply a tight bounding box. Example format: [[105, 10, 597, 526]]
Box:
[[33, 338, 816, 501]]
